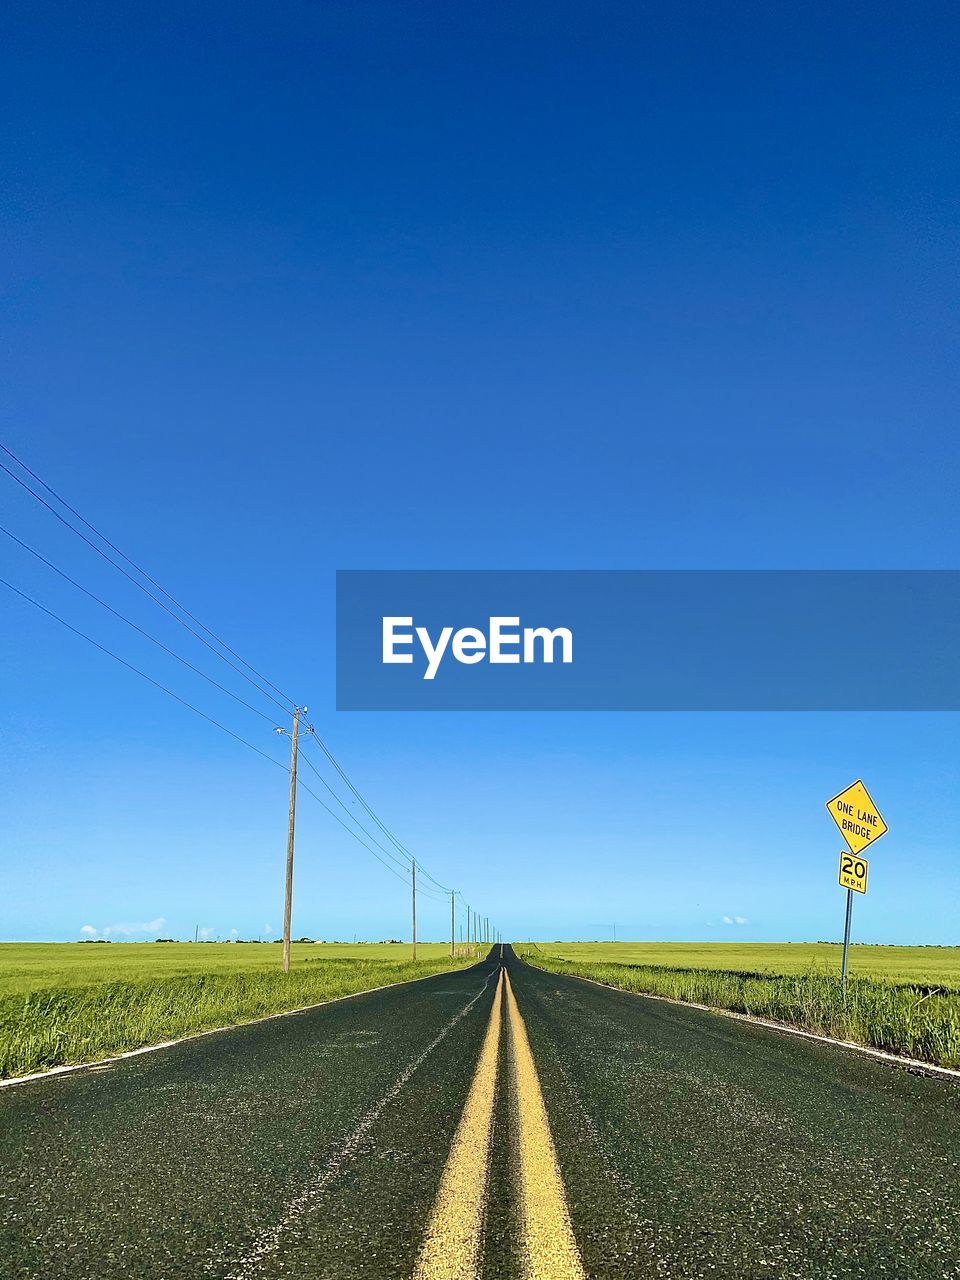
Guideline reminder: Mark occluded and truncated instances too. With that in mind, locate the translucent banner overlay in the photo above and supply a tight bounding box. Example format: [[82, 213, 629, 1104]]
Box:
[[336, 570, 959, 711]]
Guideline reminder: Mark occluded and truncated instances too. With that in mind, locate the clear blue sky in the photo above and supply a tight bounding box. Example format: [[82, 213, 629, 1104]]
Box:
[[1, 1, 957, 945]]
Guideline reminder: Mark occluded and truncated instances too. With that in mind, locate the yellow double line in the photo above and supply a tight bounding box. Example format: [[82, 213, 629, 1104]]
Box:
[[413, 966, 584, 1280]]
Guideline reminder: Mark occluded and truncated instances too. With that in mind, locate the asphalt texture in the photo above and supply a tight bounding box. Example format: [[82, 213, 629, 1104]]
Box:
[[2, 945, 960, 1279]]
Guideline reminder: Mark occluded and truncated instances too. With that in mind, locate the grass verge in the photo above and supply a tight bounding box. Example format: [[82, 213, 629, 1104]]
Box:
[[0, 954, 475, 1079], [520, 953, 960, 1069]]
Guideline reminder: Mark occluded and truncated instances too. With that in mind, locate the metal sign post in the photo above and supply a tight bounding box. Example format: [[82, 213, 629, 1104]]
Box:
[[840, 887, 854, 996]]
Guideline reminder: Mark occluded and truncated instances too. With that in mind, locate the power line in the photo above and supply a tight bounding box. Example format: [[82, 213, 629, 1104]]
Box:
[[0, 574, 438, 898], [294, 776, 412, 888], [0, 440, 297, 711], [0, 443, 481, 915], [1, 575, 288, 769], [297, 742, 413, 876], [415, 864, 453, 893], [0, 453, 293, 716], [309, 734, 419, 857], [297, 745, 449, 903], [0, 521, 278, 725], [307, 731, 452, 893], [296, 762, 448, 899]]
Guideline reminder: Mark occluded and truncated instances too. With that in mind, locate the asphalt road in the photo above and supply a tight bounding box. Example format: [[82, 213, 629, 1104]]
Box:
[[2, 945, 960, 1279]]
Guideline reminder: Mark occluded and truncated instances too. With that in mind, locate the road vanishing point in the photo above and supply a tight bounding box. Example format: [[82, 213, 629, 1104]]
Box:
[[3, 946, 960, 1278]]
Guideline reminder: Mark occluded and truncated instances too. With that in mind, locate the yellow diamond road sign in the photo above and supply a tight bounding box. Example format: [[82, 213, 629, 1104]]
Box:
[[826, 779, 888, 854]]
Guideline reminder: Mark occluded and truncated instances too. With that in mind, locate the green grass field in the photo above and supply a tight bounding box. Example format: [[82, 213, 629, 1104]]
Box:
[[520, 941, 960, 1068], [0, 941, 469, 997], [0, 942, 479, 1078], [528, 942, 960, 987]]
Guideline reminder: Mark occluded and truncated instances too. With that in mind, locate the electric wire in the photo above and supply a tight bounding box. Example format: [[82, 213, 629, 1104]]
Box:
[[297, 743, 414, 876], [0, 456, 293, 716], [1, 575, 289, 769], [1, 575, 445, 899], [0, 444, 475, 911], [298, 745, 453, 901], [0, 440, 296, 710], [294, 776, 412, 888], [1, 446, 457, 896], [0, 521, 278, 725], [307, 731, 453, 893], [295, 742, 450, 900]]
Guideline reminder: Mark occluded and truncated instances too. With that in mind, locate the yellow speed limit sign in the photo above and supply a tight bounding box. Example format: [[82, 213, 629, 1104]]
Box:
[[839, 850, 869, 894]]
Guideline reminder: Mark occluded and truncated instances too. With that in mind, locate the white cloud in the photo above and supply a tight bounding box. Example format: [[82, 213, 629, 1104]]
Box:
[[110, 917, 166, 936], [735, 916, 748, 925], [722, 915, 733, 924], [79, 917, 167, 939]]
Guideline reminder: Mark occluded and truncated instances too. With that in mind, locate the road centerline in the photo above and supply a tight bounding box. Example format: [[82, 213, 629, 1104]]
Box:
[[504, 967, 585, 1280], [413, 967, 505, 1280]]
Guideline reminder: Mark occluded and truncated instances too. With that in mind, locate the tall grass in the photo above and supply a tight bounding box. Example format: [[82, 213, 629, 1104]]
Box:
[[0, 955, 474, 1079], [523, 955, 960, 1069]]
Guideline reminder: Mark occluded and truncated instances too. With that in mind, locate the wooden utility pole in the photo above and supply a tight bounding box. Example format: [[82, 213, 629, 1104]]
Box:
[[411, 860, 417, 961], [281, 706, 301, 974], [450, 890, 455, 958]]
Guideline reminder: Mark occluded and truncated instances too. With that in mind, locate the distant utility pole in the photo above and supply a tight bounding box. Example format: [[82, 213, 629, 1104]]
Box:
[[450, 890, 455, 958], [467, 906, 471, 949], [280, 706, 302, 974], [411, 860, 417, 961]]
